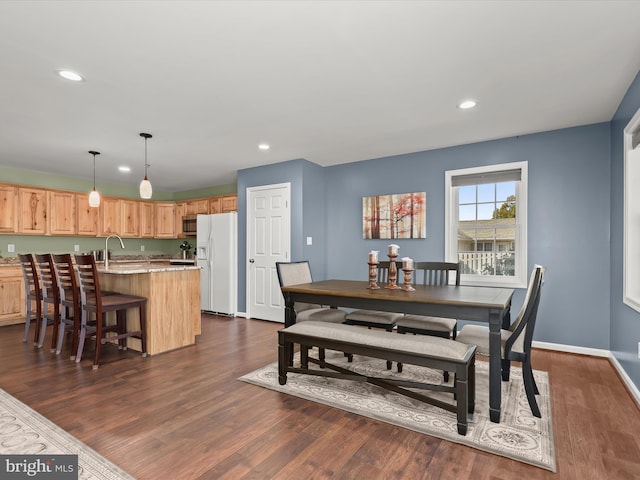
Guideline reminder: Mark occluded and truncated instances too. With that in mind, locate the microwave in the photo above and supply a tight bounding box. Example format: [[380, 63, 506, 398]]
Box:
[[182, 215, 197, 236]]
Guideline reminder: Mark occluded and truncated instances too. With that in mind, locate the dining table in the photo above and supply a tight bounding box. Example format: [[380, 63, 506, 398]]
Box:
[[280, 279, 514, 423]]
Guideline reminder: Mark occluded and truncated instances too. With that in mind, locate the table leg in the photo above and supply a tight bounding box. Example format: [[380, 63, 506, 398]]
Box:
[[489, 310, 502, 423]]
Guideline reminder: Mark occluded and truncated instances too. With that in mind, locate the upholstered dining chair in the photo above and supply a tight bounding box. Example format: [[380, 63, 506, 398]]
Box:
[[395, 261, 460, 379], [34, 254, 61, 352], [52, 253, 81, 359], [18, 253, 42, 346], [456, 265, 545, 417], [74, 254, 148, 370]]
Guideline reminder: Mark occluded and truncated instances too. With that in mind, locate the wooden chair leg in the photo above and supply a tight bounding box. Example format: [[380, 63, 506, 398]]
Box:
[[501, 358, 511, 381], [93, 313, 104, 370], [522, 360, 541, 417]]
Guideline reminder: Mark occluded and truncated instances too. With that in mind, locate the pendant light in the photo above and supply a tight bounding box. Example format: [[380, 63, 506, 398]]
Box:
[[88, 150, 101, 208], [139, 132, 153, 199]]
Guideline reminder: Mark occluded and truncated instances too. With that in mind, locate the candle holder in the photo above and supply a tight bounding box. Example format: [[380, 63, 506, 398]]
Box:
[[401, 268, 415, 291], [367, 262, 380, 289], [385, 254, 400, 289]]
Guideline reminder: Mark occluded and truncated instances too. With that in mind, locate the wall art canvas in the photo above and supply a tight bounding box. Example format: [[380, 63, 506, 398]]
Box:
[[363, 192, 426, 239]]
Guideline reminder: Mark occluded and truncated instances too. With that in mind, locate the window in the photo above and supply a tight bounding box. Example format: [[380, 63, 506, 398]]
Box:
[[445, 161, 528, 287]]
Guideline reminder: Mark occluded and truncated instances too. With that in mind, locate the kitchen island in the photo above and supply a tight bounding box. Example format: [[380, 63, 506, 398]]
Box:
[[98, 262, 201, 355]]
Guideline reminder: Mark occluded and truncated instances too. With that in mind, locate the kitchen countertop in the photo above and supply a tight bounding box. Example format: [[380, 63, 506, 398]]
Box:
[[98, 262, 200, 274]]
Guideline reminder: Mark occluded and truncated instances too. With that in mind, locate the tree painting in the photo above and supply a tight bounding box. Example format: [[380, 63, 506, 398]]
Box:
[[363, 192, 426, 239]]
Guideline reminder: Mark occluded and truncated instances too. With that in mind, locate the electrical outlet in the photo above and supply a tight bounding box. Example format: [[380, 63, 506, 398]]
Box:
[[7, 244, 14, 253], [74, 244, 80, 252], [306, 236, 313, 246], [140, 245, 145, 252]]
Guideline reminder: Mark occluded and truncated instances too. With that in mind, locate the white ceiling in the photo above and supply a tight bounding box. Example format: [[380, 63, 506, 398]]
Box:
[[1, 0, 640, 193]]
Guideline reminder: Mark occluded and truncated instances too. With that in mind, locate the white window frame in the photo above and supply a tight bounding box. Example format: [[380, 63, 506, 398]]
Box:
[[445, 161, 528, 288]]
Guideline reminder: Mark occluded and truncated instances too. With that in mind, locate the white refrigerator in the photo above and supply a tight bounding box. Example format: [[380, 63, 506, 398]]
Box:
[[196, 212, 237, 315]]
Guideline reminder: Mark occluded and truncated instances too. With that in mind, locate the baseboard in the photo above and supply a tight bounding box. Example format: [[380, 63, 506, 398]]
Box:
[[533, 340, 640, 408]]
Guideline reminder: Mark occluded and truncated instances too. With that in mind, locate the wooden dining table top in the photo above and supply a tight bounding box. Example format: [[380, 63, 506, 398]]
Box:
[[281, 279, 514, 310]]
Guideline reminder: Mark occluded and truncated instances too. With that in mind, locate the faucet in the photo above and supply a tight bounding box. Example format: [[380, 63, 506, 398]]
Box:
[[104, 234, 125, 269]]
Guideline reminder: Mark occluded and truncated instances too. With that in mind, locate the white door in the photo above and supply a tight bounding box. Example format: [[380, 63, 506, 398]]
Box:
[[247, 183, 291, 322]]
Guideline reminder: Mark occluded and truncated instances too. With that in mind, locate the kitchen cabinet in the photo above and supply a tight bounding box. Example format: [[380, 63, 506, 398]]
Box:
[[18, 187, 47, 235], [0, 266, 25, 326], [140, 202, 154, 238], [185, 199, 209, 216], [76, 193, 98, 236], [48, 190, 76, 235], [0, 184, 18, 233], [99, 197, 121, 236], [221, 195, 237, 212], [121, 200, 141, 238], [209, 197, 221, 214], [174, 202, 186, 238], [154, 202, 175, 238]]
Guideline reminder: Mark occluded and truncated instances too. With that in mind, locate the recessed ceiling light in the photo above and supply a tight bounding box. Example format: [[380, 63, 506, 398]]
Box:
[[457, 100, 477, 110], [118, 166, 131, 173], [258, 143, 270, 151], [57, 69, 84, 82]]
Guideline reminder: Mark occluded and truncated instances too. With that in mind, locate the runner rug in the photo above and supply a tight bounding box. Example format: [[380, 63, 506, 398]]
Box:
[[0, 388, 134, 479], [240, 350, 556, 472]]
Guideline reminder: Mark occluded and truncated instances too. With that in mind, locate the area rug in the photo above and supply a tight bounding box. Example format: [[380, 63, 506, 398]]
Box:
[[0, 388, 135, 479], [240, 350, 556, 472]]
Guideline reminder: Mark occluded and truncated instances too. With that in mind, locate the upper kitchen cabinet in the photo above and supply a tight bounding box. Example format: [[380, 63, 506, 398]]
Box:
[[76, 193, 98, 236], [209, 197, 221, 214], [174, 202, 186, 238], [221, 195, 237, 212], [154, 202, 176, 238], [185, 198, 209, 216], [98, 197, 121, 236], [0, 184, 18, 233], [18, 187, 47, 235], [48, 190, 76, 236], [121, 199, 141, 238], [140, 202, 154, 238]]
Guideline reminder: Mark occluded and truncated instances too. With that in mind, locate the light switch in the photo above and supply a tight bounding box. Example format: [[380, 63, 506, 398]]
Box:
[[306, 236, 312, 246]]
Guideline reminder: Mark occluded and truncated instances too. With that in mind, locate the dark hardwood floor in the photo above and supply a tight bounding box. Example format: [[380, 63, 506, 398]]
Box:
[[0, 315, 639, 479]]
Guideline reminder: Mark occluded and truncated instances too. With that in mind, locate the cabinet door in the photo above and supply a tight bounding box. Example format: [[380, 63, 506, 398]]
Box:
[[209, 197, 221, 214], [0, 266, 25, 325], [154, 202, 176, 238], [0, 184, 18, 233], [76, 193, 98, 236], [221, 195, 237, 212], [185, 199, 209, 215], [48, 190, 76, 235], [174, 202, 186, 238], [121, 200, 140, 238], [18, 187, 47, 234], [140, 202, 154, 238], [99, 197, 121, 236]]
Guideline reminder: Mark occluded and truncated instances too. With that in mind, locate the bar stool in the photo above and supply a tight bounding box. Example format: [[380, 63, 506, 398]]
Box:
[[73, 254, 148, 370], [34, 254, 61, 352], [18, 253, 42, 346], [52, 253, 81, 359]]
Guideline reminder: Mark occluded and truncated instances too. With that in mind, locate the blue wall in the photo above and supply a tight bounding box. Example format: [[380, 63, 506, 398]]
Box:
[[324, 124, 612, 349], [610, 70, 640, 387]]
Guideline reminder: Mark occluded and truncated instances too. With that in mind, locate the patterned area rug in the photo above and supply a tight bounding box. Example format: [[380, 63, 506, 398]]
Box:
[[240, 351, 556, 472], [0, 388, 135, 480]]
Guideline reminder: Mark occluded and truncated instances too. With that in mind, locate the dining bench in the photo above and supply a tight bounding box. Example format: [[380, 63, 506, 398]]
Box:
[[277, 321, 476, 435]]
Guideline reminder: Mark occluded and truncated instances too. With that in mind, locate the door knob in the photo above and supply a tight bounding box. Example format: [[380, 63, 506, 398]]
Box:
[[249, 259, 255, 263]]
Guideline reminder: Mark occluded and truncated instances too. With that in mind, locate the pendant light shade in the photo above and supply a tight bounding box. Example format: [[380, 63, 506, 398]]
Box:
[[88, 150, 101, 208], [139, 133, 153, 199]]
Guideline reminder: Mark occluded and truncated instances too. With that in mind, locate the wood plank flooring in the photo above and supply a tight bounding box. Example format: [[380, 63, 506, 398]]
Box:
[[0, 315, 639, 479]]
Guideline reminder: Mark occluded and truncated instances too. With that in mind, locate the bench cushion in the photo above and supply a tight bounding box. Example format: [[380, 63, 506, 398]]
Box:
[[282, 321, 473, 361]]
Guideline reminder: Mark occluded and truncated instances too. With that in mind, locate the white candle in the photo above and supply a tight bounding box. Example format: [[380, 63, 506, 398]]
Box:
[[402, 257, 413, 270], [368, 251, 379, 263], [388, 244, 399, 256]]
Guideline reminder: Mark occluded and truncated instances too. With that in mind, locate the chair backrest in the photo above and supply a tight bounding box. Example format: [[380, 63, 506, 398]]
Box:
[[74, 254, 102, 313], [52, 253, 79, 311], [276, 261, 319, 313], [34, 253, 60, 308], [504, 265, 545, 358], [18, 253, 41, 304], [413, 261, 460, 286]]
